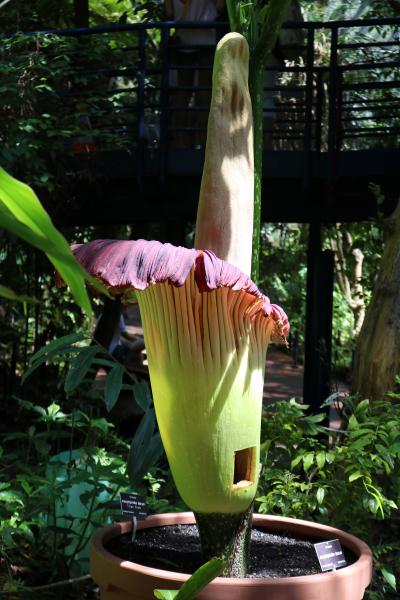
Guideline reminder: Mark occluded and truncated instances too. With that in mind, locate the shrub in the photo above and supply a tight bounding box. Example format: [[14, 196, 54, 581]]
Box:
[[258, 395, 400, 598]]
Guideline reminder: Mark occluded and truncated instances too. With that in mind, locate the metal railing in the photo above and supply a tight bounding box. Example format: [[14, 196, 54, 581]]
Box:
[[5, 18, 400, 410], [18, 17, 400, 185]]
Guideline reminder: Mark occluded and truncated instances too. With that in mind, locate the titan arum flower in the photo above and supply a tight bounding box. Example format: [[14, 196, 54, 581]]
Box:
[[71, 33, 289, 577]]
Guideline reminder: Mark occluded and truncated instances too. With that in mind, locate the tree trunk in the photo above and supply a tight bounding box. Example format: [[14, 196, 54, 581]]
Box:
[[351, 200, 400, 400], [328, 224, 366, 337]]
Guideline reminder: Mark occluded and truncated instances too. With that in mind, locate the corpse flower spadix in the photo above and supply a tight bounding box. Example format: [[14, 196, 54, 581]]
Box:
[[72, 239, 289, 515]]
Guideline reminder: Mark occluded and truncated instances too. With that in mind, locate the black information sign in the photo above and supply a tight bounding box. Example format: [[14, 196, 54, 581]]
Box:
[[314, 539, 347, 572], [120, 493, 147, 520]]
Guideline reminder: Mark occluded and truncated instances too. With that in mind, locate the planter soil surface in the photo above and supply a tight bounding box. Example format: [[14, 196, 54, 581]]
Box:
[[105, 523, 356, 578]]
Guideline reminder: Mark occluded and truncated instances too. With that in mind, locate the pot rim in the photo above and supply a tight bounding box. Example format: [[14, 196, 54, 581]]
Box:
[[91, 512, 373, 587]]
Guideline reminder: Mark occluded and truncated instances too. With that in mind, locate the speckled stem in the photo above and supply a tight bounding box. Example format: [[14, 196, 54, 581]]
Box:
[[194, 504, 253, 577]]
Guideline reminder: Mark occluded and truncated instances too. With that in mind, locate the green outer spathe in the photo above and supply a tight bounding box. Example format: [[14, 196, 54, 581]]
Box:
[[137, 280, 273, 514]]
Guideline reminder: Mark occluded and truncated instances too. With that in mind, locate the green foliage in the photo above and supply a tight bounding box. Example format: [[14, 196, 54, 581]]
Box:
[[24, 329, 166, 489], [300, 1, 400, 154], [22, 332, 88, 382], [0, 0, 163, 31], [327, 220, 383, 371], [331, 283, 354, 367], [25, 332, 147, 404], [300, 0, 398, 21], [0, 32, 136, 191], [260, 223, 307, 358], [227, 0, 291, 60], [0, 228, 91, 407], [105, 364, 125, 411], [1, 32, 72, 192], [0, 167, 106, 316], [260, 220, 385, 373], [128, 408, 164, 487], [0, 399, 127, 582], [1, 335, 174, 593], [90, 0, 134, 25], [0, 0, 75, 31], [258, 396, 400, 598]]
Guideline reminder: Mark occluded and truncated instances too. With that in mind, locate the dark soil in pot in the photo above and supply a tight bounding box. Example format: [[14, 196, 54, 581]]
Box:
[[105, 523, 357, 578]]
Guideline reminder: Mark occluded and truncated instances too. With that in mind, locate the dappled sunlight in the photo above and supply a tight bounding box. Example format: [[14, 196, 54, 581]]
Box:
[[195, 33, 254, 276]]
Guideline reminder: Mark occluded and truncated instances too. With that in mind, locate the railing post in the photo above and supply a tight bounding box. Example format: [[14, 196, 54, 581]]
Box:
[[303, 23, 337, 414], [327, 24, 339, 189], [303, 225, 335, 414], [315, 68, 324, 153], [303, 25, 315, 194], [303, 221, 321, 411], [136, 26, 146, 186], [336, 68, 343, 153], [159, 23, 171, 188]]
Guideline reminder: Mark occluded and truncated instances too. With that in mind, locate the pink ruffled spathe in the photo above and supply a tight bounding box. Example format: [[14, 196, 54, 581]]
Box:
[[70, 239, 290, 342]]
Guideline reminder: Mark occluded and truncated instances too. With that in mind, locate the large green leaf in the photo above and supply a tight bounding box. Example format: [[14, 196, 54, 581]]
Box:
[[0, 167, 107, 316], [154, 558, 226, 600]]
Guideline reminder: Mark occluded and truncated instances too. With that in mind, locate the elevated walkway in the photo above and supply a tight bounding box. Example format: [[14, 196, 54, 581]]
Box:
[[60, 148, 400, 226], [22, 17, 400, 412]]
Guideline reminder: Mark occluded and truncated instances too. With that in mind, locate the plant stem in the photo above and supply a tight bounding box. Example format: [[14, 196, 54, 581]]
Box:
[[194, 503, 253, 577], [249, 60, 264, 283], [225, 0, 239, 32]]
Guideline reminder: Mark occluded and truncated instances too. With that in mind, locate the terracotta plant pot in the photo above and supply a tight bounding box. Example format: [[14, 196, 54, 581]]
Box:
[[91, 512, 372, 600]]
